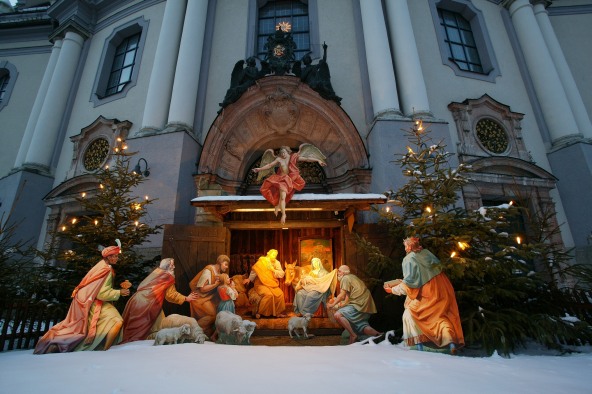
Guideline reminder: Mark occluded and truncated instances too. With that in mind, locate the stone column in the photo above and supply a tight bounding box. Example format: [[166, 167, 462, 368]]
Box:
[[24, 31, 84, 171], [139, 0, 187, 134], [166, 0, 208, 133], [384, 0, 431, 118], [533, 1, 592, 138], [14, 39, 62, 168], [505, 0, 578, 143], [359, 0, 401, 118]]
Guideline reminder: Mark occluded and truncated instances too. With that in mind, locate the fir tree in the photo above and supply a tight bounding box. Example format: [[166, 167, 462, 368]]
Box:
[[41, 138, 161, 309], [359, 120, 592, 356]]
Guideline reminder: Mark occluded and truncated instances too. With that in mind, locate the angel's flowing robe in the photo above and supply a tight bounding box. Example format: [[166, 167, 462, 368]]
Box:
[[260, 153, 305, 206]]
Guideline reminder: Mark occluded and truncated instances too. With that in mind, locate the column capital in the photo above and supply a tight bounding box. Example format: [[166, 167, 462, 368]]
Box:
[[49, 20, 91, 43]]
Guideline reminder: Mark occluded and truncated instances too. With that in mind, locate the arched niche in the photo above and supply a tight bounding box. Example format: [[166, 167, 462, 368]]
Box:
[[197, 76, 370, 194]]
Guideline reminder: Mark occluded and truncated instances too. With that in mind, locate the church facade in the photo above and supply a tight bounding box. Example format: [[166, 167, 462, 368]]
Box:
[[1, 0, 591, 273]]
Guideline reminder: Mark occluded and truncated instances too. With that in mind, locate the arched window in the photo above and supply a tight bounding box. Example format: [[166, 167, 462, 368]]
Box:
[[0, 61, 18, 112], [429, 0, 500, 82], [91, 17, 149, 106], [257, 0, 310, 60]]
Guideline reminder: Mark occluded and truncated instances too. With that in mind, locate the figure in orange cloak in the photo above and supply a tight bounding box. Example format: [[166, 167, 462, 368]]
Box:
[[384, 237, 464, 355]]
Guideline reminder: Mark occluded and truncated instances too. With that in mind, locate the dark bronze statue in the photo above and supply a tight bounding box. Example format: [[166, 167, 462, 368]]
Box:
[[293, 42, 342, 105], [218, 57, 268, 113]]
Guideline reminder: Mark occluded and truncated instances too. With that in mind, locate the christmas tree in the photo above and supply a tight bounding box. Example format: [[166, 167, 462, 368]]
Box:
[[359, 120, 591, 355], [41, 137, 161, 309]]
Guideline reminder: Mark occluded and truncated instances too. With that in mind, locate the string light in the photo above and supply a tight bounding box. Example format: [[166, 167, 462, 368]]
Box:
[[144, 195, 149, 200], [117, 137, 122, 142], [99, 184, 104, 189], [94, 219, 99, 226], [450, 251, 457, 258], [61, 225, 66, 231], [516, 236, 522, 245], [425, 206, 432, 214], [457, 241, 469, 250], [81, 192, 86, 198], [71, 218, 77, 224]]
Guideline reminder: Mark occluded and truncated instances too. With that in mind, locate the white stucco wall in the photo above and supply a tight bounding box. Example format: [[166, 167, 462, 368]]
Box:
[[52, 2, 166, 187], [0, 46, 51, 178]]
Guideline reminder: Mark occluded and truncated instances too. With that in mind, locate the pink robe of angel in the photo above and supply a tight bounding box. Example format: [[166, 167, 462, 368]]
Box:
[[259, 152, 305, 206]]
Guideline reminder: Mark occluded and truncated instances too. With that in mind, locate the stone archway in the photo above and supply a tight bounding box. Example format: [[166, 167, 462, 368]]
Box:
[[196, 76, 370, 195]]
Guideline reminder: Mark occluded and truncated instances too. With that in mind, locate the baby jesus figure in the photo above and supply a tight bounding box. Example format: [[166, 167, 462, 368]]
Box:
[[252, 143, 326, 224]]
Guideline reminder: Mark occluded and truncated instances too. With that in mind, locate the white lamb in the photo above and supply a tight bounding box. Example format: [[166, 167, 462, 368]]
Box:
[[153, 324, 191, 346], [160, 314, 208, 344], [288, 313, 312, 339], [215, 311, 256, 345]]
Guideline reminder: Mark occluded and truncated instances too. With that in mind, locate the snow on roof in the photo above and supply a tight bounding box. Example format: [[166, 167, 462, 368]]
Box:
[[191, 193, 387, 203]]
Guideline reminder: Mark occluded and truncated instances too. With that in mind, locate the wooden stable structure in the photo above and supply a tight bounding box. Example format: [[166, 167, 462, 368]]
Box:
[[161, 193, 387, 319]]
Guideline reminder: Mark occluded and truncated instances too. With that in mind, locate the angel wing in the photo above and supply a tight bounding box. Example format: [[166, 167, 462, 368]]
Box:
[[298, 143, 326, 165], [230, 60, 245, 87], [256, 149, 277, 182], [292, 61, 302, 78]]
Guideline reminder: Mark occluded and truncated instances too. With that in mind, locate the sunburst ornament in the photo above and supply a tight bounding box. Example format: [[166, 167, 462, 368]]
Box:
[[276, 21, 291, 32]]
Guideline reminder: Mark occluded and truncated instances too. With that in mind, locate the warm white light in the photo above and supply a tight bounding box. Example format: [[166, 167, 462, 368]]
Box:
[[94, 220, 98, 226], [450, 251, 457, 258], [117, 137, 122, 142], [122, 145, 128, 150], [134, 221, 139, 226], [458, 241, 469, 250], [516, 236, 522, 245], [81, 192, 86, 198], [144, 195, 149, 200], [99, 184, 104, 189], [425, 207, 432, 214], [509, 201, 514, 206], [61, 226, 66, 231], [71, 218, 77, 224]]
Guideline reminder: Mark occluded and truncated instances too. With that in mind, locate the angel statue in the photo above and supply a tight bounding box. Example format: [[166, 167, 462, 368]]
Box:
[[252, 144, 326, 224]]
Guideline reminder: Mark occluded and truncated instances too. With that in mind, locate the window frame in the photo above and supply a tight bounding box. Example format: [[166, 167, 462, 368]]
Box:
[[429, 0, 500, 82], [248, 0, 319, 60], [91, 17, 149, 107], [0, 61, 18, 112]]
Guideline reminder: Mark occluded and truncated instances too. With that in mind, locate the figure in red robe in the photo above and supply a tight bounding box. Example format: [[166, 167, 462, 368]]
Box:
[[121, 258, 198, 344], [34, 242, 130, 354], [253, 143, 326, 224]]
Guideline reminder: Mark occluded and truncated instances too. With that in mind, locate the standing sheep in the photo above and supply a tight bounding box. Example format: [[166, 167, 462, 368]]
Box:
[[160, 314, 208, 343], [288, 313, 312, 339], [153, 324, 191, 345], [215, 311, 256, 345]]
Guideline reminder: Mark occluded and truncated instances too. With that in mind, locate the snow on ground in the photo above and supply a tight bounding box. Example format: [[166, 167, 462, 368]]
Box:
[[1, 338, 591, 394]]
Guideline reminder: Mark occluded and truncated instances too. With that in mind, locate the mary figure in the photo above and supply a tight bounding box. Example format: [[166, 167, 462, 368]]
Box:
[[293, 258, 337, 316]]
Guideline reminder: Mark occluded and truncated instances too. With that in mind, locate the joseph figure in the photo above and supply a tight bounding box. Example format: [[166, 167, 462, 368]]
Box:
[[244, 249, 286, 317]]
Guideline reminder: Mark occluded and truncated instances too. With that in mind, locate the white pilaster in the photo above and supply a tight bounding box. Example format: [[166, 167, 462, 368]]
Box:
[[14, 39, 62, 168], [384, 0, 431, 117], [506, 0, 578, 142], [140, 0, 187, 134], [533, 2, 592, 138], [359, 0, 401, 118], [167, 0, 208, 132], [24, 32, 84, 170]]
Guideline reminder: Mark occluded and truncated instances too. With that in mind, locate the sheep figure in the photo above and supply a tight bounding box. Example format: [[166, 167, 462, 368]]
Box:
[[241, 320, 257, 345], [153, 324, 191, 346], [215, 311, 254, 345], [288, 313, 312, 339], [160, 314, 208, 344]]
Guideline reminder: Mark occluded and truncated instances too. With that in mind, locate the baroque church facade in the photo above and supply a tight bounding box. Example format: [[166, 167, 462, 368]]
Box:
[[1, 0, 591, 273]]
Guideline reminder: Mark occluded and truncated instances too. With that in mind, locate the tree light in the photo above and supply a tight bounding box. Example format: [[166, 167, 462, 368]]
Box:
[[516, 236, 522, 245], [71, 218, 77, 224], [81, 192, 86, 198], [458, 241, 469, 250], [450, 251, 457, 258], [94, 219, 99, 226], [425, 206, 432, 214], [61, 225, 66, 231]]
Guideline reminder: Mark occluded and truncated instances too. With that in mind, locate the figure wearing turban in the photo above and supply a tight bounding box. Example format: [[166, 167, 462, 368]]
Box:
[[34, 240, 130, 354]]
